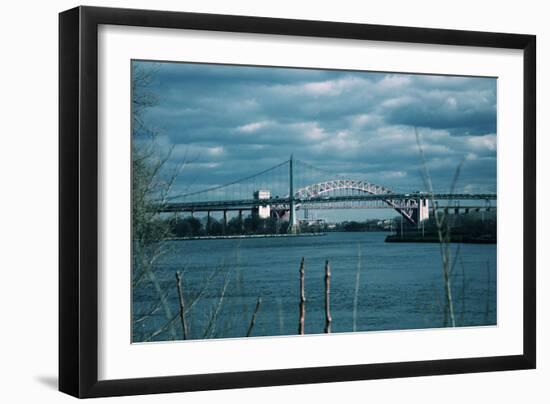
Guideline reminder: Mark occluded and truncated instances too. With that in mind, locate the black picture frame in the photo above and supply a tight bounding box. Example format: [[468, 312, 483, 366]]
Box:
[[59, 6, 536, 398]]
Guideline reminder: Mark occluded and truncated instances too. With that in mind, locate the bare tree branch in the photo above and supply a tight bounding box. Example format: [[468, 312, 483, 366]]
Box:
[[203, 269, 232, 339]]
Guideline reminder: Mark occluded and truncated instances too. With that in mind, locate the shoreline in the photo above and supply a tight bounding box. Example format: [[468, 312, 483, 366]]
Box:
[[385, 234, 496, 244], [166, 233, 326, 241]]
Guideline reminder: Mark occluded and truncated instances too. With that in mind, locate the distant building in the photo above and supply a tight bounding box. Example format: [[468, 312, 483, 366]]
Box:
[[378, 219, 394, 230], [298, 218, 326, 226]]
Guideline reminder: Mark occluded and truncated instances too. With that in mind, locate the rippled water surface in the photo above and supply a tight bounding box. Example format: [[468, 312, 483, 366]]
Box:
[[132, 232, 496, 342]]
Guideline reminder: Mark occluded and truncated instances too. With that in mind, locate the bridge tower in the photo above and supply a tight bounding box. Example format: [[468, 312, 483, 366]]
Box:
[[288, 154, 299, 234], [414, 197, 430, 227], [253, 190, 271, 219]]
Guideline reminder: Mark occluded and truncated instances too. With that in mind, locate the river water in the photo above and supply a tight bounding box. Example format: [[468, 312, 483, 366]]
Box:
[[132, 232, 496, 342]]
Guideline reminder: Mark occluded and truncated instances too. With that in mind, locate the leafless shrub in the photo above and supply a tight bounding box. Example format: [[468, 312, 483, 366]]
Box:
[[202, 268, 232, 339]]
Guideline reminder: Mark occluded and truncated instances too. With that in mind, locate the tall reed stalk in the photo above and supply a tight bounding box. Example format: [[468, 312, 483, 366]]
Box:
[[175, 271, 188, 339], [416, 128, 465, 327], [352, 243, 362, 332]]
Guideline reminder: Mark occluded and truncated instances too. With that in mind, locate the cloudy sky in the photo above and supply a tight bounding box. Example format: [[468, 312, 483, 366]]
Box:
[[133, 60, 496, 221]]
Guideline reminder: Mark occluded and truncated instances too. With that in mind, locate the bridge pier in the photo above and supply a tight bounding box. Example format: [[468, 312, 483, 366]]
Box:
[[223, 210, 228, 235], [206, 211, 211, 235], [288, 154, 299, 234], [415, 198, 429, 228], [238, 210, 243, 233]]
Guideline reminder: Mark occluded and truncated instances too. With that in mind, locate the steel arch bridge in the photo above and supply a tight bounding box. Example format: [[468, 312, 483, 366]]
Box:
[[294, 179, 392, 198], [292, 179, 420, 224], [160, 156, 496, 231]]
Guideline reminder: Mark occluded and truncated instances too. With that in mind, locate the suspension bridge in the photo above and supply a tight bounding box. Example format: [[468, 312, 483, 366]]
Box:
[[160, 155, 496, 234]]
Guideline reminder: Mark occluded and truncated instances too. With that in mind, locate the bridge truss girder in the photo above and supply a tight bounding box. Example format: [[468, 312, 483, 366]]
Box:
[[293, 179, 419, 224]]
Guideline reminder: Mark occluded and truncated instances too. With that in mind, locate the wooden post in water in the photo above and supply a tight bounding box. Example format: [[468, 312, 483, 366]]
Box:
[[299, 257, 306, 335], [324, 260, 332, 334], [175, 271, 189, 340], [246, 297, 262, 337]]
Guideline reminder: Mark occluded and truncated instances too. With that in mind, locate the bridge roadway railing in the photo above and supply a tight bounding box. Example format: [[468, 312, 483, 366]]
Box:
[[158, 193, 497, 213]]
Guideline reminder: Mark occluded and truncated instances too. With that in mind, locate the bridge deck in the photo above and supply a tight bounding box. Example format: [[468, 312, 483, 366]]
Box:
[[159, 193, 497, 213]]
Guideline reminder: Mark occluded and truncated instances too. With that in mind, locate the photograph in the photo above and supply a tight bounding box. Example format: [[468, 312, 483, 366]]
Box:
[[131, 60, 498, 343]]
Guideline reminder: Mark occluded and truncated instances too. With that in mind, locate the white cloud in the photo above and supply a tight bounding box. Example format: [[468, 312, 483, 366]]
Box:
[[289, 122, 328, 141], [170, 144, 225, 161], [302, 80, 337, 95], [465, 134, 496, 152], [446, 97, 458, 108], [380, 170, 407, 179], [301, 76, 367, 96], [351, 113, 383, 129], [237, 121, 271, 133], [207, 146, 224, 156], [380, 96, 414, 108], [377, 75, 412, 89]]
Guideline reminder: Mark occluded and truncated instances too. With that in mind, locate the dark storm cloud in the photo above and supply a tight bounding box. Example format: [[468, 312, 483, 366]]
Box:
[[134, 61, 497, 206], [380, 78, 496, 135]]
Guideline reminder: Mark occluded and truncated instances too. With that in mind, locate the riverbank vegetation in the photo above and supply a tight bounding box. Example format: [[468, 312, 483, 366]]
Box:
[[386, 211, 496, 244], [162, 215, 393, 237], [160, 211, 495, 242], [168, 214, 290, 237]]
